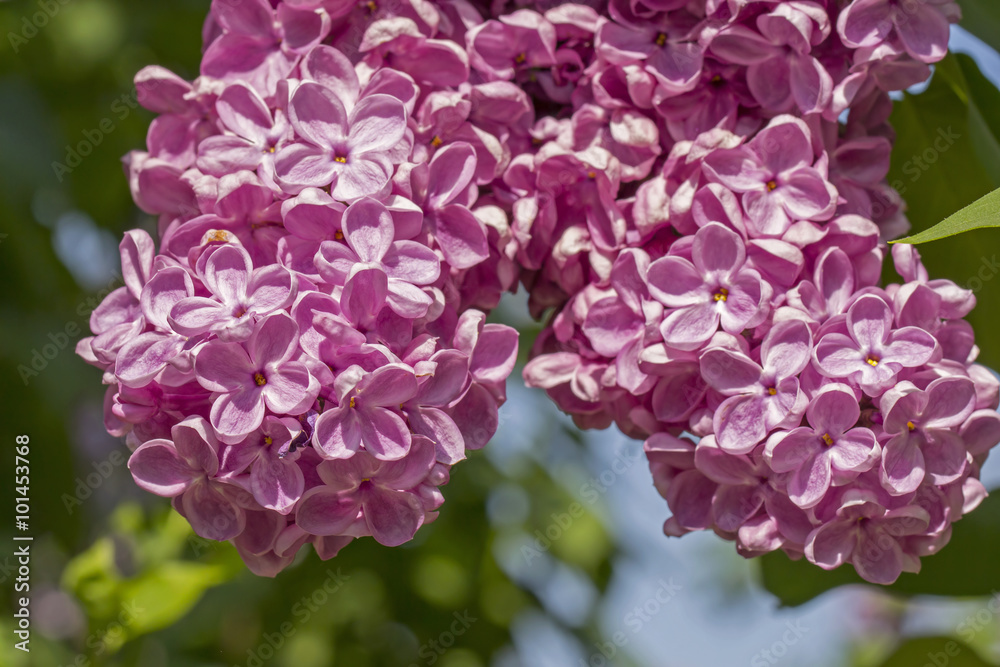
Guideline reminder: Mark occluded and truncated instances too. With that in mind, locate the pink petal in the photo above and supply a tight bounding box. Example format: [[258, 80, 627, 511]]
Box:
[[331, 155, 393, 201], [383, 241, 441, 284], [880, 434, 925, 495], [427, 142, 478, 210], [295, 487, 361, 535], [343, 197, 394, 263], [699, 348, 762, 395], [216, 82, 272, 142], [348, 94, 408, 154], [362, 485, 424, 546], [313, 407, 362, 459], [212, 388, 266, 438], [289, 82, 348, 149], [646, 256, 705, 307], [251, 452, 305, 513], [196, 342, 255, 392], [432, 205, 490, 270], [805, 520, 858, 570], [359, 407, 411, 461], [895, 3, 949, 63], [761, 319, 812, 380], [182, 480, 246, 541], [128, 440, 199, 497]]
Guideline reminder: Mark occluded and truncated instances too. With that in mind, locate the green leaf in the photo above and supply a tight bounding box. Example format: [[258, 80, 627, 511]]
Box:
[[877, 636, 997, 667], [891, 186, 1000, 244], [760, 492, 1000, 606], [119, 561, 232, 637], [957, 0, 1000, 55]]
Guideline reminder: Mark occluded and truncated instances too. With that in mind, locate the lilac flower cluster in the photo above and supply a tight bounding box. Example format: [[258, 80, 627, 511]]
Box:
[[512, 0, 1000, 583], [77, 0, 526, 575]]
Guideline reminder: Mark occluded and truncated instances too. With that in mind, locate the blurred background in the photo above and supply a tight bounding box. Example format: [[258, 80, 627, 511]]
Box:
[[2, 1, 1000, 666]]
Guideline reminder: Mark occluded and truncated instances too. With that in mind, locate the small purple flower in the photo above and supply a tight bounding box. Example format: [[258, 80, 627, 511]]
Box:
[[197, 82, 290, 182], [312, 363, 419, 461], [128, 416, 246, 541], [295, 435, 436, 546], [195, 313, 317, 441], [647, 222, 767, 351], [838, 0, 950, 64], [700, 319, 813, 454], [201, 0, 330, 97], [170, 244, 296, 342], [219, 416, 306, 514], [275, 82, 407, 199], [879, 376, 976, 495], [766, 385, 880, 508], [813, 294, 937, 396], [315, 197, 441, 323], [703, 116, 837, 236], [805, 490, 929, 584]]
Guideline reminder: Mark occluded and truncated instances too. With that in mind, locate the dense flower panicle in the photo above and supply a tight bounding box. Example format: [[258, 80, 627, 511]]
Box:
[[79, 0, 526, 576], [508, 0, 999, 584], [80, 0, 998, 584]]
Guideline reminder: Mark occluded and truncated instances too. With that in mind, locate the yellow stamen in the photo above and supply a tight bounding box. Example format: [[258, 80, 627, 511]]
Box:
[[431, 135, 443, 148], [821, 433, 834, 446], [906, 421, 916, 431], [366, 0, 377, 11], [207, 230, 230, 243], [713, 287, 729, 302], [361, 477, 371, 482], [866, 356, 880, 367], [349, 396, 356, 408], [767, 387, 777, 396], [711, 75, 722, 84], [766, 180, 778, 192], [264, 436, 273, 446], [254, 373, 267, 387], [515, 53, 527, 64], [333, 155, 347, 163], [587, 171, 597, 179], [335, 230, 344, 240], [655, 33, 667, 47]]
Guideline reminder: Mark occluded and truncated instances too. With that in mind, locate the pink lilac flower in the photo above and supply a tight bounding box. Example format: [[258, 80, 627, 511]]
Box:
[[314, 197, 441, 320], [195, 313, 318, 441], [128, 416, 246, 541], [702, 116, 837, 236], [766, 385, 880, 508], [813, 294, 937, 396], [295, 435, 437, 546], [170, 244, 296, 341], [312, 363, 418, 461], [646, 222, 768, 350], [879, 376, 975, 495], [275, 82, 407, 198], [700, 319, 812, 454], [87, 0, 997, 586]]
